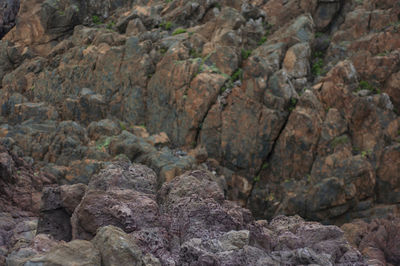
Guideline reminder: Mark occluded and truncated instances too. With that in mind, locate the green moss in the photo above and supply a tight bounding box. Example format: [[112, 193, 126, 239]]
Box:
[[172, 28, 187, 35], [288, 98, 298, 112], [315, 32, 323, 38], [160, 21, 173, 30], [119, 121, 127, 131], [92, 15, 101, 25], [311, 58, 324, 76], [258, 35, 267, 46], [160, 48, 167, 54], [241, 49, 252, 60], [357, 80, 375, 92], [331, 135, 349, 148], [231, 68, 243, 82], [360, 150, 372, 158], [189, 48, 201, 58], [106, 21, 115, 30], [254, 175, 260, 182], [96, 137, 111, 151]]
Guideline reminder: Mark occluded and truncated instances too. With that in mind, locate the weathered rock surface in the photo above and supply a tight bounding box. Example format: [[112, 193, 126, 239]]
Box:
[[0, 0, 19, 39], [342, 216, 400, 266], [0, 0, 399, 264], [8, 163, 367, 265]]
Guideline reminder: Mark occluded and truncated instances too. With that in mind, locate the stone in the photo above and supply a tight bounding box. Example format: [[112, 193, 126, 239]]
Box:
[[92, 225, 144, 266], [25, 240, 101, 266]]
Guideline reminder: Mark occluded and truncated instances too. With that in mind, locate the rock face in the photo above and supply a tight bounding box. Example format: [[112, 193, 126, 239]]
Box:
[[11, 163, 366, 265], [342, 217, 400, 266], [0, 0, 400, 264], [0, 0, 19, 39], [0, 144, 53, 264]]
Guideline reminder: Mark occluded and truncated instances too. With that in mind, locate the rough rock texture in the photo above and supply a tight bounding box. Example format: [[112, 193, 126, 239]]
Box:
[[9, 163, 367, 265], [0, 0, 400, 264], [342, 217, 400, 266], [0, 0, 19, 39], [0, 144, 53, 264]]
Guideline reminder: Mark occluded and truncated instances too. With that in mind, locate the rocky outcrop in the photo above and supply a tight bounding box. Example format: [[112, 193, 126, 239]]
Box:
[[9, 163, 366, 265], [342, 217, 400, 266], [0, 0, 19, 39], [0, 0, 399, 263], [0, 143, 54, 264]]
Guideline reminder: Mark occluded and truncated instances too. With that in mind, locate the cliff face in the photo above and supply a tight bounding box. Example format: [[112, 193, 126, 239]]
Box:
[[0, 0, 400, 264], [0, 0, 19, 38]]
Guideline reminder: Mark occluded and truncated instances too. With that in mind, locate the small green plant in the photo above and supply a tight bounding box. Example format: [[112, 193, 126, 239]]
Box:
[[106, 21, 115, 30], [231, 68, 243, 82], [262, 163, 269, 170], [165, 0, 173, 3], [241, 49, 252, 60], [331, 135, 350, 148], [92, 15, 101, 25], [265, 193, 275, 201], [361, 150, 372, 158], [96, 137, 111, 151], [377, 50, 391, 56], [160, 21, 173, 30], [139, 124, 146, 129], [311, 51, 327, 77], [189, 48, 201, 58], [254, 175, 260, 182], [172, 28, 187, 35], [258, 35, 267, 46], [311, 58, 324, 76], [357, 80, 376, 92], [315, 32, 323, 38], [288, 98, 298, 112], [119, 121, 127, 131], [160, 48, 167, 54]]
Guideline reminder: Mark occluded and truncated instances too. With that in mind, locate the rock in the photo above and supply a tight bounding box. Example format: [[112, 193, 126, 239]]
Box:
[[88, 161, 157, 194], [44, 121, 89, 166], [25, 240, 101, 265], [376, 144, 400, 204], [0, 0, 19, 39], [342, 217, 400, 265], [283, 42, 311, 79], [71, 188, 160, 240], [8, 102, 58, 124], [92, 225, 144, 266], [36, 184, 87, 241], [62, 90, 107, 125]]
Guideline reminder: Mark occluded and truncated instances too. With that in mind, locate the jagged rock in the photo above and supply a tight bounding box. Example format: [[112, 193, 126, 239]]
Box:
[[88, 161, 157, 194], [342, 217, 400, 266], [91, 225, 145, 266], [71, 187, 160, 240], [24, 240, 101, 265], [36, 184, 87, 241], [87, 119, 121, 141], [0, 1, 399, 263], [0, 0, 19, 39]]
